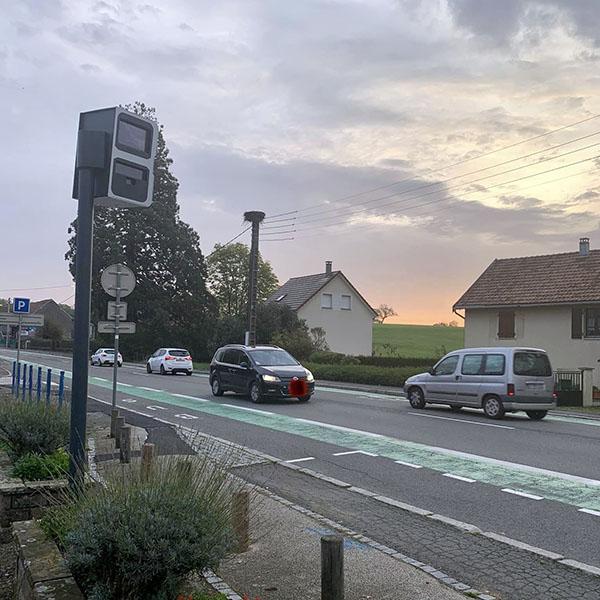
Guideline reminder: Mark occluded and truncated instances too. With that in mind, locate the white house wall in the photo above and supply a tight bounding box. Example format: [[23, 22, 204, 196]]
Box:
[[297, 277, 373, 356], [465, 306, 600, 386]]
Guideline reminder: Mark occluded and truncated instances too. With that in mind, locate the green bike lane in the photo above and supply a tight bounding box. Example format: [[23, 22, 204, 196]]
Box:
[[6, 352, 600, 513]]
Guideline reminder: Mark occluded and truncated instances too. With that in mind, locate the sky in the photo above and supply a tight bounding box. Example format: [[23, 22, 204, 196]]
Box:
[[2, 0, 600, 324]]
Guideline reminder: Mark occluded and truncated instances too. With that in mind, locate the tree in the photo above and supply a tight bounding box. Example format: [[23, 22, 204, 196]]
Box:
[[66, 102, 217, 361], [309, 327, 329, 352], [207, 243, 279, 317], [375, 304, 397, 324]]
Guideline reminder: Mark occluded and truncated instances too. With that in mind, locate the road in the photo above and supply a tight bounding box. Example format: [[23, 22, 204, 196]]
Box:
[[2, 349, 600, 598]]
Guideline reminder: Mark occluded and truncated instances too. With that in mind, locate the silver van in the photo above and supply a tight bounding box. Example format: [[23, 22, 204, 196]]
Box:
[[403, 347, 556, 420]]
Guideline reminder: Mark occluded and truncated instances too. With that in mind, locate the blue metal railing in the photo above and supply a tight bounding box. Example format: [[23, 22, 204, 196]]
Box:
[[9, 361, 66, 406]]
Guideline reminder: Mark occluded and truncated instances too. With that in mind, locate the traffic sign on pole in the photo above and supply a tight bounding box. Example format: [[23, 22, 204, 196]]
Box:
[[107, 301, 127, 320], [0, 314, 44, 327], [101, 264, 136, 297], [12, 298, 30, 314], [98, 321, 136, 334]]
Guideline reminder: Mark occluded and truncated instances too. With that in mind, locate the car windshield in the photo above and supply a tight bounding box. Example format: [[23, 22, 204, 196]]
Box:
[[514, 352, 552, 376], [168, 349, 189, 357], [249, 349, 298, 366]]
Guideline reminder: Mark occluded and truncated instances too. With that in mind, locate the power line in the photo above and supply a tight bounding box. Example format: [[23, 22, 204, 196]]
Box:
[[0, 284, 73, 293], [206, 226, 252, 259], [265, 112, 600, 221]]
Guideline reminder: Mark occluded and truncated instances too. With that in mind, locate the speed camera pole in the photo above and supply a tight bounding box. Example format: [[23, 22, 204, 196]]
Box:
[[244, 211, 265, 347]]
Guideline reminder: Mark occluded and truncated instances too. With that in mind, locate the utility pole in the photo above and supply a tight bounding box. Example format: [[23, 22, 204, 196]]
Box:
[[244, 211, 265, 347], [5, 298, 9, 349]]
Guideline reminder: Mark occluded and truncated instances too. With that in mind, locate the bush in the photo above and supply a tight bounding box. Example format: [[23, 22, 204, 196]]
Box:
[[304, 362, 429, 387], [43, 454, 244, 600], [0, 397, 69, 459], [309, 352, 436, 368], [12, 448, 69, 481], [271, 328, 315, 361]]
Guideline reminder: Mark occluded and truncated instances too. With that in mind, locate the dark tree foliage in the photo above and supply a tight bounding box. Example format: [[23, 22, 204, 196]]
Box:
[[66, 102, 217, 361]]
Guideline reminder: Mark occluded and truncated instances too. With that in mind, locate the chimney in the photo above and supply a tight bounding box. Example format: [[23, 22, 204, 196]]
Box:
[[579, 237, 590, 257], [325, 261, 332, 274]]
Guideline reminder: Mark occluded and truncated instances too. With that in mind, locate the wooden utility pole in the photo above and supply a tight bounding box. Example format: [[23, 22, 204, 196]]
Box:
[[243, 211, 265, 347]]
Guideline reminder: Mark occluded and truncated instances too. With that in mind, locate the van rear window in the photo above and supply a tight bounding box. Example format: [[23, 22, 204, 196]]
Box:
[[514, 352, 552, 376]]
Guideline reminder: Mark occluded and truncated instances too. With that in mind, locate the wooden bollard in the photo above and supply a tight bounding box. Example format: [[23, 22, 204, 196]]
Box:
[[110, 409, 120, 439], [232, 490, 250, 553], [321, 535, 344, 600], [141, 443, 155, 479], [119, 425, 131, 463], [114, 416, 125, 449]]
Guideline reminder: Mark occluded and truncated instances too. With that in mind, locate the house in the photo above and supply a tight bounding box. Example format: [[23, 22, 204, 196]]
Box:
[[267, 261, 376, 356], [453, 238, 600, 395], [30, 299, 74, 340]]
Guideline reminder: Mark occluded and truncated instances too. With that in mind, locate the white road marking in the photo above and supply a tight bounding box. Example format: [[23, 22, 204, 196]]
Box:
[[333, 450, 378, 457], [394, 460, 423, 469], [139, 386, 162, 391], [175, 414, 199, 420], [410, 412, 515, 430], [295, 417, 386, 439], [120, 398, 137, 403], [221, 403, 274, 415], [578, 508, 600, 517], [119, 383, 132, 387], [443, 473, 476, 483], [146, 405, 167, 411], [171, 393, 208, 402], [285, 457, 315, 463], [501, 488, 543, 500]]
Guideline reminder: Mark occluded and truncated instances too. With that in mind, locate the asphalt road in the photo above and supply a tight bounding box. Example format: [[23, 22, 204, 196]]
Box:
[[3, 348, 600, 571]]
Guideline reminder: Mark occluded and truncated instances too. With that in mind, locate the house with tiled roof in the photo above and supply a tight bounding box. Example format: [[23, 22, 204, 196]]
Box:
[[267, 261, 376, 356], [453, 238, 600, 390]]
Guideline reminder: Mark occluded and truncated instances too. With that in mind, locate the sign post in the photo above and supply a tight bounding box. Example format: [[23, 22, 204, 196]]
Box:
[[69, 107, 157, 485], [12, 298, 31, 366]]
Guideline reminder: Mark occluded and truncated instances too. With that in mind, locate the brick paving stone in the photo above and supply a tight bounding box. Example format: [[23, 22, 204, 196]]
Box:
[[236, 462, 600, 600]]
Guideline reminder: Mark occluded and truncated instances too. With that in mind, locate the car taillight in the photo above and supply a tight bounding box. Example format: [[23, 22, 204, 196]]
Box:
[[507, 383, 515, 397], [552, 385, 558, 400], [186, 356, 192, 361], [165, 355, 175, 360]]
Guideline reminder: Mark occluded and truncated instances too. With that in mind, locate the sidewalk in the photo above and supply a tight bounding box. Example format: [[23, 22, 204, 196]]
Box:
[[218, 491, 465, 600]]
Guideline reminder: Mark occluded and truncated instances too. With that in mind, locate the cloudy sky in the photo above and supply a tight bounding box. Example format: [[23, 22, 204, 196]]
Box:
[[2, 0, 600, 323]]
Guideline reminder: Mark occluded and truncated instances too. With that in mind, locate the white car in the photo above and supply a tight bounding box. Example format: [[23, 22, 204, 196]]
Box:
[[91, 348, 123, 367], [146, 348, 193, 376]]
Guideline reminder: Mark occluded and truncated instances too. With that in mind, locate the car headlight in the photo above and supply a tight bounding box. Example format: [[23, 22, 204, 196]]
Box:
[[262, 374, 280, 383], [305, 370, 314, 382]]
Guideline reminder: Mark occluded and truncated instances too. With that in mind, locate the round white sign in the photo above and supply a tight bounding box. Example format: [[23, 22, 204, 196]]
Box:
[[101, 263, 136, 298]]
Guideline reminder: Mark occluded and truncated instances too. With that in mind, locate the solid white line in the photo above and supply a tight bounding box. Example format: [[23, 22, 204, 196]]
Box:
[[295, 417, 386, 438], [221, 403, 274, 415], [578, 508, 600, 517], [394, 460, 423, 469], [119, 383, 132, 387], [285, 457, 315, 463], [333, 450, 378, 457], [443, 473, 476, 483], [171, 393, 208, 402], [501, 488, 543, 500], [410, 412, 515, 430], [139, 386, 161, 391]]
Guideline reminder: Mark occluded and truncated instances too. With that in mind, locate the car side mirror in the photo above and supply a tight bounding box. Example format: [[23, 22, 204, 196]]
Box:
[[428, 368, 436, 376], [240, 362, 249, 369]]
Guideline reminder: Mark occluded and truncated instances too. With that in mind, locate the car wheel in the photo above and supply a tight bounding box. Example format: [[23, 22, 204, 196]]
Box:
[[146, 363, 152, 374], [483, 395, 505, 419], [408, 387, 426, 409], [450, 405, 463, 412], [160, 365, 166, 376], [186, 370, 193, 376], [250, 381, 262, 404], [526, 410, 547, 421], [211, 377, 224, 397], [298, 395, 311, 403]]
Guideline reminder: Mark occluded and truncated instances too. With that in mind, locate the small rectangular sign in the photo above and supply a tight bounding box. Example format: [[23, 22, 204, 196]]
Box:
[[12, 298, 30, 314], [0, 314, 44, 326], [98, 321, 136, 334], [107, 301, 127, 320]]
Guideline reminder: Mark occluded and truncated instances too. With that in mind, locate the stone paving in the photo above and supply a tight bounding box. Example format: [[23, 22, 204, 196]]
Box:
[[236, 462, 600, 600]]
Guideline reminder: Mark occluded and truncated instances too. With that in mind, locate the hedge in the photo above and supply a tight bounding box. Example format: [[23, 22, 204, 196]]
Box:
[[304, 362, 429, 387], [308, 351, 439, 369]]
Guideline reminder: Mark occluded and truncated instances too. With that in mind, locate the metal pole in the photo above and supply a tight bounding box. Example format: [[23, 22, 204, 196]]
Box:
[[36, 367, 42, 402], [28, 364, 33, 399], [69, 166, 95, 485], [5, 298, 9, 349], [46, 368, 52, 403], [111, 267, 122, 414], [16, 314, 22, 365], [58, 371, 65, 407]]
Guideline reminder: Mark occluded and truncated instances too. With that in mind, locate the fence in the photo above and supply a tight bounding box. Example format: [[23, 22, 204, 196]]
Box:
[[553, 370, 583, 406], [10, 361, 66, 406]]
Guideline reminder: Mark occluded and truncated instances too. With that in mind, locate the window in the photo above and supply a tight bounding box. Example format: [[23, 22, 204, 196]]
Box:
[[321, 293, 333, 309], [585, 308, 600, 337], [572, 307, 583, 339], [168, 349, 189, 357], [249, 349, 298, 366], [341, 294, 351, 310], [514, 352, 552, 377], [461, 354, 484, 375], [434, 355, 459, 375], [483, 354, 505, 375], [498, 310, 515, 339], [222, 349, 240, 365]]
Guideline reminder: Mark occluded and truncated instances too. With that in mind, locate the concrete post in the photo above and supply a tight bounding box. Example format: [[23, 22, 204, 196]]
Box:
[[579, 367, 594, 407], [232, 490, 250, 553]]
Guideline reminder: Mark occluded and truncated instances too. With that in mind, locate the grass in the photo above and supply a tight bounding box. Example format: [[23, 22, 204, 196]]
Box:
[[556, 405, 600, 414], [373, 323, 464, 358]]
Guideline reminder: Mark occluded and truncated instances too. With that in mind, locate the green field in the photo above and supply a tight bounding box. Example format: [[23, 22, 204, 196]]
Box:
[[373, 323, 464, 359]]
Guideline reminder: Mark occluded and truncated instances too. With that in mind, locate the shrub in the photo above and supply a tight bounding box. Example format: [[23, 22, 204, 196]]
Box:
[[43, 454, 245, 600], [304, 362, 429, 387], [271, 328, 314, 361], [309, 352, 437, 368], [0, 397, 69, 459], [12, 448, 69, 481]]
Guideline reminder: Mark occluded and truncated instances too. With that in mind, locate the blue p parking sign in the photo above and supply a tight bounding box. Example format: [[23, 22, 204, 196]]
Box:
[[13, 298, 30, 314]]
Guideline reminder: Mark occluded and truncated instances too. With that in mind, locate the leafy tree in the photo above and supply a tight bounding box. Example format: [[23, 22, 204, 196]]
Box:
[[309, 327, 329, 352], [65, 102, 217, 361], [375, 304, 397, 324], [207, 243, 278, 317]]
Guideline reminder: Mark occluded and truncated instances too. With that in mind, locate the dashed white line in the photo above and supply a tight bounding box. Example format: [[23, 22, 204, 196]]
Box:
[[171, 393, 208, 402], [146, 405, 167, 411], [443, 473, 476, 483], [410, 412, 515, 430], [578, 508, 600, 517], [120, 398, 137, 403], [501, 488, 543, 500], [139, 386, 161, 392], [119, 383, 132, 387], [394, 460, 423, 469], [175, 413, 199, 420], [221, 403, 274, 415], [285, 457, 315, 464], [333, 450, 378, 457]]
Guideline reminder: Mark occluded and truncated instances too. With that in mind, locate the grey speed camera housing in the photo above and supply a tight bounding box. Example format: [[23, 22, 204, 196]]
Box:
[[72, 107, 158, 208]]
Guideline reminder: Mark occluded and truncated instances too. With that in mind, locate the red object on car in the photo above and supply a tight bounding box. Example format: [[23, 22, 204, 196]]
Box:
[[289, 377, 308, 398]]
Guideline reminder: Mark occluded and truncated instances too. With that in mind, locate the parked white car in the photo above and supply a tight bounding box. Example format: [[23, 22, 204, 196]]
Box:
[[90, 348, 123, 367], [146, 348, 193, 376]]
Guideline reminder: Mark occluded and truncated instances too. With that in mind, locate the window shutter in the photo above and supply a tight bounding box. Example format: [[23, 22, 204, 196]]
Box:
[[498, 311, 515, 339], [572, 307, 583, 339]]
